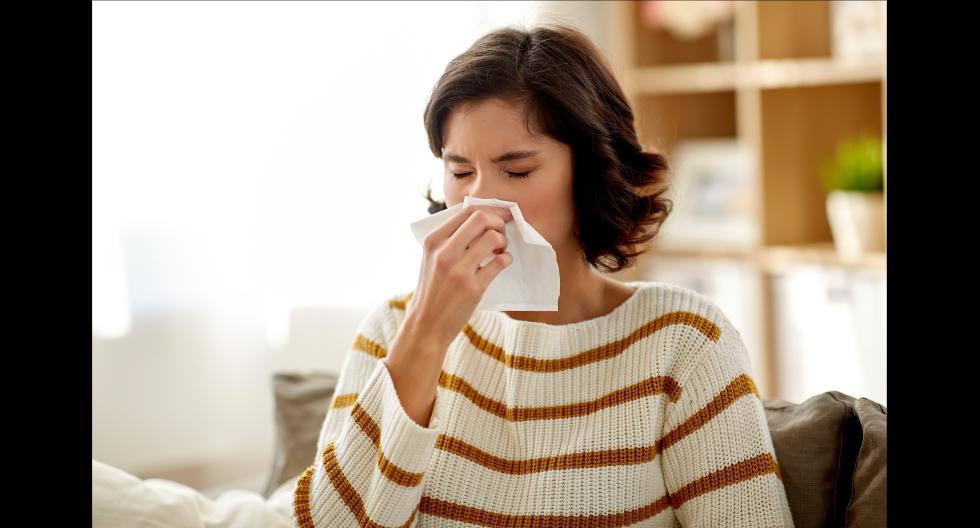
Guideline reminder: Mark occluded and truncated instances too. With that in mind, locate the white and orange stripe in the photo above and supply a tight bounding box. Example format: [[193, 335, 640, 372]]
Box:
[[292, 281, 795, 528]]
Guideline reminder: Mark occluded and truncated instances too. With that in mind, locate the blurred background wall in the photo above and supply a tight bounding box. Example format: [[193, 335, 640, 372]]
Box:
[[92, 0, 885, 496]]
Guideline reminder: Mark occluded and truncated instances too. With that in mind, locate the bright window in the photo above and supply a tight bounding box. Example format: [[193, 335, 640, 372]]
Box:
[[93, 1, 542, 345]]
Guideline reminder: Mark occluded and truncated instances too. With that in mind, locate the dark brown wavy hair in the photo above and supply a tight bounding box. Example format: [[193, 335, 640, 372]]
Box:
[[421, 22, 672, 273]]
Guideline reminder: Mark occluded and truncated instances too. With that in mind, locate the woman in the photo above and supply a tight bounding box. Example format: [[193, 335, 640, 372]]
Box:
[[293, 23, 795, 528]]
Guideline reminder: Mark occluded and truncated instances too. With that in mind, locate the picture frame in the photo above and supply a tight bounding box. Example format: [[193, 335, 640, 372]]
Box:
[[655, 138, 759, 250]]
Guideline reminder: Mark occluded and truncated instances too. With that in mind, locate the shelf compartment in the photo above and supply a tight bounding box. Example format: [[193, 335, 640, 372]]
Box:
[[760, 81, 883, 247], [631, 1, 736, 67], [633, 91, 737, 154]]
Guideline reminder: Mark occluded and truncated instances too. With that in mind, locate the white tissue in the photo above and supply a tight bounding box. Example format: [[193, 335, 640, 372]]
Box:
[[409, 195, 560, 311]]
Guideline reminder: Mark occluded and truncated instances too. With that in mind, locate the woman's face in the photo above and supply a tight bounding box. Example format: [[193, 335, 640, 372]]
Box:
[[442, 97, 576, 254]]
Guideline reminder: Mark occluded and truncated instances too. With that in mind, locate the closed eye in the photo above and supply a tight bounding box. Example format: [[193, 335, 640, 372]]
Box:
[[452, 171, 531, 179]]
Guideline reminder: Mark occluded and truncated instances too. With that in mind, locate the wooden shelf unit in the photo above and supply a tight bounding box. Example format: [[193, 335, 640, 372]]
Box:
[[605, 1, 886, 399]]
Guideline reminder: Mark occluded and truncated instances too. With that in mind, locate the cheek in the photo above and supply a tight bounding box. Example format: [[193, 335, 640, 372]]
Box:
[[521, 202, 575, 244], [443, 177, 462, 207], [522, 170, 575, 243]]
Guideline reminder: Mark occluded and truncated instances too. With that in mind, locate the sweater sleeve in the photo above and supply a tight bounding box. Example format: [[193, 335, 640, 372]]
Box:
[[290, 296, 445, 528], [660, 315, 795, 527]]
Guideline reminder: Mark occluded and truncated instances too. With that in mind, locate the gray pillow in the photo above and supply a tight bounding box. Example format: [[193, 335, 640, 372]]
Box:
[[762, 391, 886, 528], [262, 371, 340, 499], [844, 397, 886, 527]]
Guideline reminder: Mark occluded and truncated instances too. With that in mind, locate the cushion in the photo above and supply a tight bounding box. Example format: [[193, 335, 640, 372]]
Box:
[[845, 397, 887, 527], [94, 459, 292, 527], [262, 371, 340, 499], [762, 390, 886, 528]]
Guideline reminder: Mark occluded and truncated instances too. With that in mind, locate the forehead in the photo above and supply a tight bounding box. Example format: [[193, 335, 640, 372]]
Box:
[[442, 97, 552, 155]]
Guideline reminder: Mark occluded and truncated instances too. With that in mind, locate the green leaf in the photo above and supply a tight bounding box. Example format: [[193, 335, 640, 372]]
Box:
[[819, 133, 884, 192]]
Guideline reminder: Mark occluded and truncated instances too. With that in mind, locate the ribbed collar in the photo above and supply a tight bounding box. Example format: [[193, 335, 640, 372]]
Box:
[[469, 280, 657, 342]]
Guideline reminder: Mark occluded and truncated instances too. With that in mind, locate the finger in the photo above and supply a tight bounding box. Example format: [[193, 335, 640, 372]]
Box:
[[460, 227, 508, 271], [445, 208, 509, 260], [475, 251, 513, 288], [427, 204, 512, 250]]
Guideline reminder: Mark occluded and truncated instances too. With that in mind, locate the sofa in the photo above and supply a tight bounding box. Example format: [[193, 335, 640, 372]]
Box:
[[264, 372, 886, 527]]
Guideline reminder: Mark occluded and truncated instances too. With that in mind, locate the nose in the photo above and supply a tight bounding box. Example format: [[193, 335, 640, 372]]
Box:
[[464, 169, 498, 200]]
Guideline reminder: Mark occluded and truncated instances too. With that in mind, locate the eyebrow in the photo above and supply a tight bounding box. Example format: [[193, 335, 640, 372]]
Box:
[[443, 149, 541, 164]]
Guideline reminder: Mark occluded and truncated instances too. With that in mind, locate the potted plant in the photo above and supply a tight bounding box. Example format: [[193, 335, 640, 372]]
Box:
[[820, 133, 885, 260]]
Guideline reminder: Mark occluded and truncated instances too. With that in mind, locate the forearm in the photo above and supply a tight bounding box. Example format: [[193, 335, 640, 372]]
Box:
[[382, 316, 450, 428]]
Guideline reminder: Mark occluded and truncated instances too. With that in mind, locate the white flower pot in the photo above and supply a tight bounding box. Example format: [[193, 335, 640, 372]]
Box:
[[826, 190, 885, 260]]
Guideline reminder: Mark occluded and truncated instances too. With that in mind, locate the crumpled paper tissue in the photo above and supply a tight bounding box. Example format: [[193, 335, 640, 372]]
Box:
[[409, 195, 559, 311]]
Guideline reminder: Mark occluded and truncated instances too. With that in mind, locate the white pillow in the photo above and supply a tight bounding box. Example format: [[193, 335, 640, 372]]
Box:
[[93, 459, 294, 528]]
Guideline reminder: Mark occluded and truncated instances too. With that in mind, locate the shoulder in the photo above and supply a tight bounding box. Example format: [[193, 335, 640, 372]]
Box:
[[633, 280, 733, 335], [631, 280, 743, 378], [354, 289, 415, 350]]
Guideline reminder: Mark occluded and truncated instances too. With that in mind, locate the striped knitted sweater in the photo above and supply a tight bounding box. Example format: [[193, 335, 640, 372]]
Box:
[[291, 280, 795, 527]]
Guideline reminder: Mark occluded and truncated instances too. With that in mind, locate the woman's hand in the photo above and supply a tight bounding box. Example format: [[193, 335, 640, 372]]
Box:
[[406, 204, 513, 348], [382, 204, 513, 428]]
